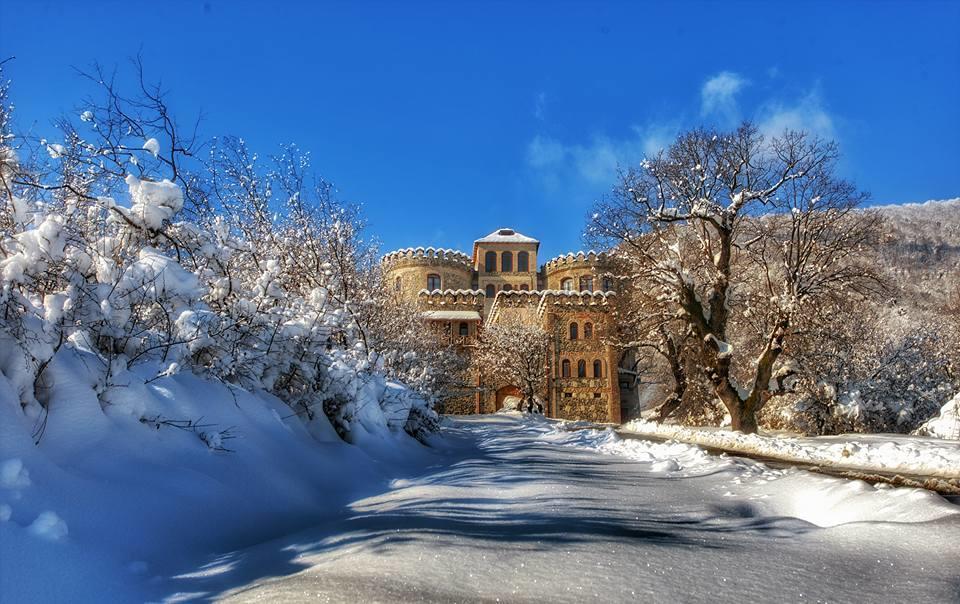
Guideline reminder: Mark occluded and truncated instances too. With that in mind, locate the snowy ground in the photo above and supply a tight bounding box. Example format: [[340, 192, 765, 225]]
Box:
[[156, 415, 960, 603], [620, 418, 960, 479], [0, 358, 439, 603]]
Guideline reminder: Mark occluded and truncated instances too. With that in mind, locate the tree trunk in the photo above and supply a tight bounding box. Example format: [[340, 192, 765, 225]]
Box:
[[728, 405, 758, 434]]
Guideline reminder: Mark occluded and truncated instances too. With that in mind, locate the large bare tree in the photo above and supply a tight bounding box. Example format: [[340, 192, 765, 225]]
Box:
[[590, 123, 883, 433]]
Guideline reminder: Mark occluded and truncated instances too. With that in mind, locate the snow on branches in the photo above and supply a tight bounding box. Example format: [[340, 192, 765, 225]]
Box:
[[0, 60, 439, 446], [590, 124, 883, 434]]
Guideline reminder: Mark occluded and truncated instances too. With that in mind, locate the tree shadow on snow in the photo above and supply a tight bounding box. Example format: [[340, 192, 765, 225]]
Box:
[[156, 418, 816, 602]]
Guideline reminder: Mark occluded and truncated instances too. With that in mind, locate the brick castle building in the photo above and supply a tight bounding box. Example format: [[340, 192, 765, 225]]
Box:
[[383, 228, 635, 424]]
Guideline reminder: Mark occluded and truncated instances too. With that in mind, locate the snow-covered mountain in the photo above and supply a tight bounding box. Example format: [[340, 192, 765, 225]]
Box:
[[872, 197, 960, 308]]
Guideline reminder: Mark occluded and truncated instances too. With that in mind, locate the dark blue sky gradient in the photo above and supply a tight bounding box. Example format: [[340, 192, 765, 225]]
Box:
[[2, 0, 958, 260]]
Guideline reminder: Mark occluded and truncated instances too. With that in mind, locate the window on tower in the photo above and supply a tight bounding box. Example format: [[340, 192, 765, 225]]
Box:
[[517, 251, 529, 272], [485, 250, 497, 272]]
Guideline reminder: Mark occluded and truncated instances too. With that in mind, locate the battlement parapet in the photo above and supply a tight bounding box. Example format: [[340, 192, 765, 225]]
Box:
[[542, 250, 612, 274], [382, 247, 472, 269]]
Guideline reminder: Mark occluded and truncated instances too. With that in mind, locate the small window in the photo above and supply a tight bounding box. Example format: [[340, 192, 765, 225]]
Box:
[[394, 276, 402, 292], [501, 251, 513, 272], [593, 359, 602, 378], [427, 274, 441, 291], [561, 278, 574, 292], [602, 277, 613, 292], [579, 276, 594, 292], [593, 392, 602, 399], [561, 359, 571, 378], [569, 322, 578, 340], [485, 284, 495, 297], [503, 284, 512, 292], [584, 322, 593, 339], [520, 283, 529, 291], [577, 360, 587, 378], [485, 250, 497, 272], [459, 322, 469, 336], [518, 251, 529, 272], [564, 392, 572, 398]]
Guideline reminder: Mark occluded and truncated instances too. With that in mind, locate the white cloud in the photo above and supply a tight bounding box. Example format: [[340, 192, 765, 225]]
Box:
[[525, 71, 840, 194], [701, 71, 747, 122], [526, 135, 567, 168], [757, 88, 836, 141], [534, 91, 547, 121], [526, 123, 678, 188]]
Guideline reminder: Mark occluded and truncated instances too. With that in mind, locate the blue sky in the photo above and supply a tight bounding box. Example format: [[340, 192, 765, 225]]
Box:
[[2, 0, 958, 261]]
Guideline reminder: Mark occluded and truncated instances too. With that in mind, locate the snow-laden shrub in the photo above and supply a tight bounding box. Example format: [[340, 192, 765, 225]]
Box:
[[0, 71, 440, 447], [760, 305, 958, 435], [914, 392, 960, 440]]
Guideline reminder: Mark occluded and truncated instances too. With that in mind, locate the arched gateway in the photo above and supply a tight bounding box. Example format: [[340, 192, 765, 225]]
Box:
[[495, 385, 523, 411]]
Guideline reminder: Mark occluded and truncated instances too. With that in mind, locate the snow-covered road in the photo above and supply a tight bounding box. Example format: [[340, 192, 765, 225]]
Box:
[[165, 415, 960, 602]]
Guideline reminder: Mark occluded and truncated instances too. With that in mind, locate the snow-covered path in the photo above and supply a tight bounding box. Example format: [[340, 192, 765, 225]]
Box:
[[167, 415, 960, 603]]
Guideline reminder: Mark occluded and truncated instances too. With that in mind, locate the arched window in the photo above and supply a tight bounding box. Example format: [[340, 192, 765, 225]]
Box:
[[561, 278, 574, 292], [427, 274, 441, 291], [394, 276, 402, 292], [485, 284, 495, 298], [602, 277, 614, 292], [503, 284, 512, 292], [579, 276, 594, 292], [520, 283, 529, 291], [485, 251, 497, 272], [593, 359, 602, 378], [501, 251, 513, 272], [569, 322, 578, 340], [577, 360, 587, 378], [517, 251, 529, 272], [459, 322, 469, 336], [561, 359, 571, 378], [584, 322, 593, 339]]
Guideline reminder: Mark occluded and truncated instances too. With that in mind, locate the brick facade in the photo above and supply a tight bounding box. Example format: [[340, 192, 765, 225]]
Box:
[[383, 228, 623, 424]]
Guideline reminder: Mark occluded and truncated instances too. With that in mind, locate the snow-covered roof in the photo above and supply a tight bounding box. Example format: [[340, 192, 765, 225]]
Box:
[[474, 228, 539, 244], [422, 310, 482, 321]]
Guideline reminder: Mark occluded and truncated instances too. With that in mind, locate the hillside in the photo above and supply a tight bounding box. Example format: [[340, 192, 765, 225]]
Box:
[[873, 198, 960, 309]]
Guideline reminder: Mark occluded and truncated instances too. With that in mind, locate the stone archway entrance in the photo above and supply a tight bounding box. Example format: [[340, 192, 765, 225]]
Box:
[[495, 385, 523, 411]]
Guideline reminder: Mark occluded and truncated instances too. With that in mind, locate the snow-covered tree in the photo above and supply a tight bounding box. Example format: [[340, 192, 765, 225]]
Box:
[[590, 124, 882, 433], [0, 59, 441, 444], [476, 317, 549, 412]]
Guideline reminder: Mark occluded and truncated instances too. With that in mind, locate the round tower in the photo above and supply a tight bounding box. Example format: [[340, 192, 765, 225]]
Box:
[[542, 251, 615, 292], [381, 247, 474, 301]]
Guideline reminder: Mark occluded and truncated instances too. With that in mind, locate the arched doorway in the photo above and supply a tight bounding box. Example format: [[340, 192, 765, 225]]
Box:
[[495, 385, 523, 411]]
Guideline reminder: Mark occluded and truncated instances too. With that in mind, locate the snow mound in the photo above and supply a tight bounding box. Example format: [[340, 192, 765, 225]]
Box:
[[621, 419, 960, 478], [915, 392, 960, 440], [0, 353, 436, 602], [542, 421, 959, 528]]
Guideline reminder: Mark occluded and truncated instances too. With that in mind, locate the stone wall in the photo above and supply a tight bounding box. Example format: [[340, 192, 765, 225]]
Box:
[[543, 251, 614, 291], [382, 247, 474, 302]]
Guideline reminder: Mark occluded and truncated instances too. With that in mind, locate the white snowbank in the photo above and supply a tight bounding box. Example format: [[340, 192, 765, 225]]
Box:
[[619, 419, 960, 478], [916, 392, 960, 440], [542, 424, 959, 528], [0, 347, 438, 602]]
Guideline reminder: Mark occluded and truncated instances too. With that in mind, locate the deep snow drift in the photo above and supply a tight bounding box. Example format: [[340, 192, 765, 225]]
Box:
[[156, 415, 959, 603], [0, 347, 441, 603]]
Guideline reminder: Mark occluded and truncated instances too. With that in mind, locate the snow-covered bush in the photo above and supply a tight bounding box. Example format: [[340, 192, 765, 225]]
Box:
[[760, 304, 958, 435], [915, 392, 960, 440], [0, 62, 440, 447]]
